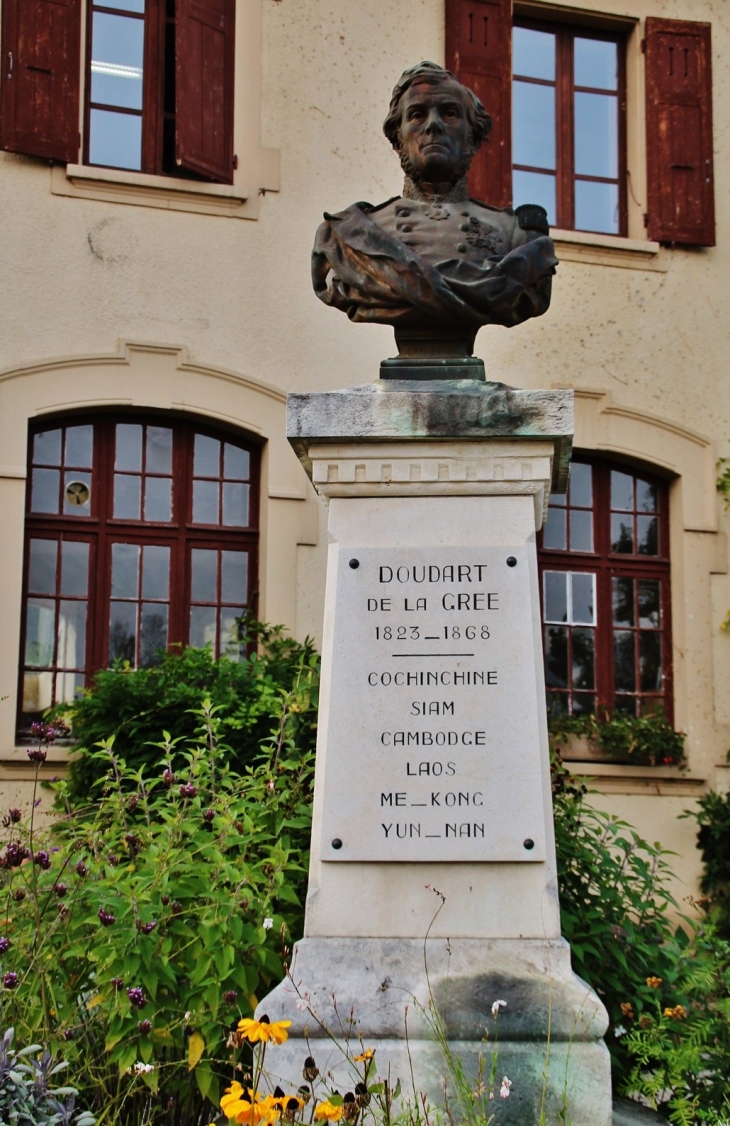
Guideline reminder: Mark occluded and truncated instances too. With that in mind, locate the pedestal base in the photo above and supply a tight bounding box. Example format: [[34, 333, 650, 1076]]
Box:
[[257, 937, 611, 1126], [380, 356, 486, 381]]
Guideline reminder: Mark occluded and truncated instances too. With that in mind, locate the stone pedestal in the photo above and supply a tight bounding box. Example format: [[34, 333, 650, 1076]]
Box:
[[258, 380, 611, 1125]]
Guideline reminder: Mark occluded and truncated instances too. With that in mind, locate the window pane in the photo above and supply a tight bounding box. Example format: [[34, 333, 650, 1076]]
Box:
[[111, 543, 140, 598], [65, 425, 94, 468], [636, 479, 657, 512], [90, 12, 144, 111], [224, 444, 250, 480], [614, 630, 635, 692], [513, 80, 556, 170], [222, 481, 249, 527], [574, 37, 617, 90], [637, 515, 658, 555], [34, 429, 62, 466], [193, 480, 219, 524], [572, 691, 596, 715], [114, 474, 141, 520], [543, 506, 566, 550], [221, 551, 248, 605], [640, 632, 662, 691], [31, 468, 60, 513], [571, 573, 595, 625], [23, 672, 53, 715], [140, 604, 168, 667], [611, 514, 634, 554], [575, 93, 618, 179], [141, 545, 170, 600], [56, 671, 84, 705], [512, 170, 556, 226], [569, 509, 593, 552], [611, 470, 634, 510], [547, 692, 569, 718], [194, 434, 220, 477], [25, 599, 56, 665], [614, 695, 638, 715], [513, 26, 555, 80], [544, 571, 567, 623], [189, 605, 217, 650], [109, 602, 136, 663], [572, 627, 595, 689], [575, 179, 619, 235], [569, 462, 592, 507], [221, 609, 246, 660], [115, 424, 143, 471], [28, 539, 58, 595], [60, 541, 89, 597], [638, 580, 661, 628], [549, 491, 566, 507], [64, 472, 92, 515], [146, 427, 173, 474], [191, 549, 217, 602], [144, 476, 172, 522], [545, 626, 568, 687], [89, 108, 142, 171], [612, 577, 634, 626], [58, 601, 87, 668]]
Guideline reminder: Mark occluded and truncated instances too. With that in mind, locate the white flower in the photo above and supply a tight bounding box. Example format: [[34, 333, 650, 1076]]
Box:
[[134, 1062, 155, 1074], [491, 999, 507, 1017], [614, 1024, 627, 1038], [499, 1077, 512, 1099], [184, 1011, 191, 1021], [263, 917, 274, 930]]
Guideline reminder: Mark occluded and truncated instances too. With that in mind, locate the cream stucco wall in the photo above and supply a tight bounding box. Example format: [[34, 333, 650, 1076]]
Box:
[[0, 0, 729, 904]]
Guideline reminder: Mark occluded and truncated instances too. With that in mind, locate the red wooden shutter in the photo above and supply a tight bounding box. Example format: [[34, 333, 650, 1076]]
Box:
[[1, 0, 81, 162], [446, 0, 512, 207], [645, 18, 714, 246], [175, 0, 235, 183]]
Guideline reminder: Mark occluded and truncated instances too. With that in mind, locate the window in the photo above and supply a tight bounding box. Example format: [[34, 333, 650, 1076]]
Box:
[[1, 0, 236, 183], [19, 416, 259, 733], [538, 459, 671, 720], [512, 22, 625, 235]]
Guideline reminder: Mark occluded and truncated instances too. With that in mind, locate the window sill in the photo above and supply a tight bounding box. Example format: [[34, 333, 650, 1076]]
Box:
[[550, 228, 668, 272], [51, 158, 279, 220], [565, 760, 705, 796]]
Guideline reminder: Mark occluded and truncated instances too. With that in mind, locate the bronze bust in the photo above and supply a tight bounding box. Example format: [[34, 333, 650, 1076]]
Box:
[[312, 61, 558, 380]]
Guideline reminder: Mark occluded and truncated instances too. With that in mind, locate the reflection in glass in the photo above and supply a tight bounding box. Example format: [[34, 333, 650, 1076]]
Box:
[[614, 630, 635, 691], [25, 599, 56, 665], [513, 81, 556, 169], [611, 514, 633, 553], [189, 605, 217, 650], [146, 427, 173, 474], [543, 506, 566, 550], [636, 478, 657, 512], [144, 476, 172, 522], [193, 480, 219, 524], [140, 605, 168, 667], [544, 571, 567, 623], [34, 430, 62, 466], [640, 632, 662, 691], [611, 470, 633, 509], [56, 671, 84, 705], [637, 515, 658, 555], [90, 12, 144, 110], [547, 691, 569, 718], [60, 541, 89, 596], [614, 694, 636, 715], [111, 543, 139, 598], [114, 473, 141, 520], [115, 424, 143, 471], [512, 170, 556, 226], [191, 549, 217, 602], [31, 468, 60, 514], [222, 482, 248, 527], [221, 609, 246, 660], [141, 544, 170, 600], [571, 573, 595, 624], [194, 434, 220, 477], [65, 425, 94, 468], [575, 180, 619, 235], [513, 26, 555, 80], [221, 551, 248, 605], [574, 92, 617, 178], [58, 601, 87, 668], [638, 579, 660, 628], [574, 37, 617, 90], [224, 444, 250, 480], [89, 109, 142, 171], [23, 672, 53, 714], [545, 626, 568, 687], [28, 539, 58, 595], [569, 462, 592, 507], [572, 627, 595, 688], [612, 576, 634, 626], [569, 509, 593, 552], [572, 691, 596, 715], [109, 602, 136, 663]]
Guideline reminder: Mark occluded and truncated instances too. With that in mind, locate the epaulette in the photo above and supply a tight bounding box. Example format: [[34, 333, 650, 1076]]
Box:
[[514, 203, 550, 234]]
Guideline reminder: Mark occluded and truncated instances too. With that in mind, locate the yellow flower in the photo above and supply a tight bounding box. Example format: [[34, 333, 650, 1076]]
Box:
[[236, 1016, 292, 1044], [663, 1005, 688, 1020], [620, 1002, 634, 1019], [220, 1086, 281, 1125], [646, 976, 663, 989], [314, 1101, 344, 1122], [352, 1048, 374, 1062]]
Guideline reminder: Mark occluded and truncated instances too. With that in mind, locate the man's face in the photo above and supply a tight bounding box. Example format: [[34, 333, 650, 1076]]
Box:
[[398, 80, 471, 182]]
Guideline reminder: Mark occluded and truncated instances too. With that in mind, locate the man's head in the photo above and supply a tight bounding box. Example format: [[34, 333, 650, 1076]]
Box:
[[383, 62, 492, 184]]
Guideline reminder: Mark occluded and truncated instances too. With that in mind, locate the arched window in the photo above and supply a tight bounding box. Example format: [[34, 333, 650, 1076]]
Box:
[[538, 457, 671, 721], [19, 415, 259, 734]]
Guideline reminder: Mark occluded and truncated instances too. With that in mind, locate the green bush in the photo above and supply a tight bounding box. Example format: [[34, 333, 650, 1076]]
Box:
[[0, 1027, 95, 1125], [53, 621, 319, 804], [691, 787, 730, 939], [549, 708, 686, 767]]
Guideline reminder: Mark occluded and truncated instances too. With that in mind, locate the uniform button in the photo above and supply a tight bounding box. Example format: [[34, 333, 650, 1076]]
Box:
[[461, 210, 469, 217], [457, 242, 467, 252], [398, 224, 413, 232], [396, 207, 411, 217], [459, 222, 469, 231]]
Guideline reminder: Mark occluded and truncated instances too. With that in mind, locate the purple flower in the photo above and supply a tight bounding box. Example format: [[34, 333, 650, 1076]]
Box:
[[0, 938, 10, 954], [124, 834, 140, 852], [2, 808, 22, 828], [12, 889, 25, 902], [3, 973, 18, 989], [171, 901, 183, 916], [203, 808, 215, 823], [161, 895, 170, 906], [178, 783, 197, 799], [76, 860, 88, 877], [53, 883, 67, 898], [223, 990, 238, 1005], [26, 747, 47, 764], [137, 1018, 152, 1034], [57, 903, 69, 919], [137, 920, 157, 935], [127, 987, 146, 1009], [107, 854, 119, 867], [127, 795, 139, 812], [34, 850, 51, 870], [162, 769, 176, 788], [63, 1029, 74, 1041], [3, 842, 30, 869], [111, 977, 124, 991], [98, 908, 116, 927]]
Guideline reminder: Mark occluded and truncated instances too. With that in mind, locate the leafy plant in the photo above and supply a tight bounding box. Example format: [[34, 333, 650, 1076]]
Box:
[[686, 788, 730, 940], [0, 1027, 95, 1125], [549, 708, 686, 767]]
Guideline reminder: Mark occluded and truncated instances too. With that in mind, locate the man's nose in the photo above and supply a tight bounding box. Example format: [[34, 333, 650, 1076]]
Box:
[[424, 108, 445, 134]]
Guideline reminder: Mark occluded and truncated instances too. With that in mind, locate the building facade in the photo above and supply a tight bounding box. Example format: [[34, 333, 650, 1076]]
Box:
[[0, 0, 728, 909]]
